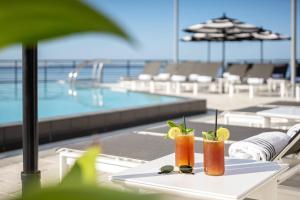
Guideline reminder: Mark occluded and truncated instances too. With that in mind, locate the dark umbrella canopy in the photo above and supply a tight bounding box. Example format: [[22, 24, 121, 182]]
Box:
[[182, 14, 289, 70], [184, 14, 259, 34], [182, 29, 289, 42], [183, 14, 261, 72]]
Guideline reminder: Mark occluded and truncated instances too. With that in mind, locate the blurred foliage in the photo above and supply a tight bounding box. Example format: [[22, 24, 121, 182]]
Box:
[[2, 0, 150, 199], [60, 146, 100, 186], [0, 0, 132, 48], [14, 146, 159, 200]]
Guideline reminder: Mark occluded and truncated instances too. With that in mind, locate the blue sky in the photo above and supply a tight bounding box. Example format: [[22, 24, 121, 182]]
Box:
[[0, 0, 299, 61]]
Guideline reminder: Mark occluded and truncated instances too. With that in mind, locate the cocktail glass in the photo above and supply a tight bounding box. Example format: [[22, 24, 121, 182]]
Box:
[[203, 139, 224, 176], [175, 133, 195, 167]]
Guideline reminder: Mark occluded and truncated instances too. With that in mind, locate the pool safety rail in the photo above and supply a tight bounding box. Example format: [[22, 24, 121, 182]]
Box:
[[0, 59, 170, 84], [0, 58, 296, 84]]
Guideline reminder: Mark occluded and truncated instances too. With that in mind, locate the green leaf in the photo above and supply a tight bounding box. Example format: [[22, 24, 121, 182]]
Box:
[[202, 131, 215, 140], [0, 0, 132, 48], [167, 120, 177, 128], [202, 131, 207, 139], [60, 146, 100, 186], [17, 185, 159, 200], [186, 128, 194, 133], [206, 131, 216, 140], [178, 124, 186, 134]]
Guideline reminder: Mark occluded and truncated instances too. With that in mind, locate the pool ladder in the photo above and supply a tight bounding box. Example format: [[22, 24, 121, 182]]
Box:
[[68, 60, 104, 83]]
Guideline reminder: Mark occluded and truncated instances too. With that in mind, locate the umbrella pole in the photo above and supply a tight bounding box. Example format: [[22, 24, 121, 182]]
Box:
[[173, 0, 179, 64], [222, 40, 225, 73], [21, 44, 41, 195], [260, 41, 264, 63], [207, 41, 211, 62], [291, 0, 297, 97]]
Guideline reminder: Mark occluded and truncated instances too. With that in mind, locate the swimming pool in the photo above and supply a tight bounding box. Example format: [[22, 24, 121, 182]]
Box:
[[0, 82, 183, 125]]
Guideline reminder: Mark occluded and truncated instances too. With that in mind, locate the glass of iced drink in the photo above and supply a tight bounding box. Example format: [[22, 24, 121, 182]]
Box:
[[175, 133, 195, 167], [203, 139, 224, 176]]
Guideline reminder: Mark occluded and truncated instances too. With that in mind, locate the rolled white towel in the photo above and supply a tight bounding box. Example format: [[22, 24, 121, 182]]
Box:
[[171, 75, 186, 82], [153, 73, 170, 81], [138, 74, 152, 81], [229, 131, 290, 161], [247, 77, 264, 85], [197, 75, 212, 83]]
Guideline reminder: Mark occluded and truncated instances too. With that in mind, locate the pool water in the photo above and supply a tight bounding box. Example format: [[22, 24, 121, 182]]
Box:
[[0, 82, 183, 124]]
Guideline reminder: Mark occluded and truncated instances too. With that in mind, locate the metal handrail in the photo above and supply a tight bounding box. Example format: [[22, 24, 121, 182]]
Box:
[[0, 58, 299, 84]]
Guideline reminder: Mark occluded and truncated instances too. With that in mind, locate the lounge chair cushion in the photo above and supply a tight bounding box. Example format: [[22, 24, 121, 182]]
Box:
[[197, 75, 212, 83], [120, 76, 133, 81], [153, 73, 170, 81], [171, 75, 186, 82], [138, 74, 152, 81], [189, 74, 200, 81], [227, 74, 241, 82], [247, 77, 264, 85], [223, 72, 230, 78], [229, 131, 290, 161]]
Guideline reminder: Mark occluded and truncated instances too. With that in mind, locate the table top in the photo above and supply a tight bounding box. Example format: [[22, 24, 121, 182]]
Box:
[[257, 106, 300, 119], [111, 153, 287, 200]]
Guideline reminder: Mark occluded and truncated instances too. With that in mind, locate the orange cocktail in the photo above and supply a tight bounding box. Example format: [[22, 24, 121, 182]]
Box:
[[203, 140, 224, 176], [175, 133, 195, 167]]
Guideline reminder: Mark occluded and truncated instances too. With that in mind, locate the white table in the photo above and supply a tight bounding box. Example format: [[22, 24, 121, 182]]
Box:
[[110, 153, 287, 200], [257, 106, 300, 127]]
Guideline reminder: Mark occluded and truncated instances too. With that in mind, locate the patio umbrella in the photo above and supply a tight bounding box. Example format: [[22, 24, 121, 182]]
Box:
[[182, 14, 289, 72], [184, 14, 259, 34], [182, 30, 289, 68], [183, 14, 260, 72]]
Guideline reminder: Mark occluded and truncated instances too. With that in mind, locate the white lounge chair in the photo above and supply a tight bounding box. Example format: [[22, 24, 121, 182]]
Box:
[[150, 63, 179, 93], [229, 64, 275, 98], [175, 62, 221, 95], [120, 61, 161, 90], [266, 63, 289, 97], [223, 101, 300, 128], [222, 63, 249, 92]]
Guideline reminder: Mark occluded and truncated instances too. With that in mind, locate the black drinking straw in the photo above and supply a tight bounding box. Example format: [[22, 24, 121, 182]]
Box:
[[183, 116, 191, 166], [214, 109, 218, 139]]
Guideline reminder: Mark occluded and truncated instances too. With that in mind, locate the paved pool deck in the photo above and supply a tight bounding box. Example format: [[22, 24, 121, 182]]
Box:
[[0, 88, 299, 199]]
